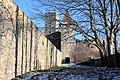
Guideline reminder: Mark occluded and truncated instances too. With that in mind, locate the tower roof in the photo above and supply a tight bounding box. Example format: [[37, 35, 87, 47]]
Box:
[[63, 9, 73, 24]]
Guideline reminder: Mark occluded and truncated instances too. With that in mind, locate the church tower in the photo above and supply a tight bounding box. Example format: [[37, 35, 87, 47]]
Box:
[[45, 12, 59, 35], [61, 9, 74, 63]]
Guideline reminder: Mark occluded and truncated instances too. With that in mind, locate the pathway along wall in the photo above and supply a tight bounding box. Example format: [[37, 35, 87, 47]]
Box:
[[0, 0, 61, 80]]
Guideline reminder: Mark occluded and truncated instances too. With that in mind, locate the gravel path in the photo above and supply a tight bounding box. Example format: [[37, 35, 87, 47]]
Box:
[[20, 64, 120, 80]]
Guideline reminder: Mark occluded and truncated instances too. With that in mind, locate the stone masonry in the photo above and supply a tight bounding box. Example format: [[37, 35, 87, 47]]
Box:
[[0, 0, 61, 80]]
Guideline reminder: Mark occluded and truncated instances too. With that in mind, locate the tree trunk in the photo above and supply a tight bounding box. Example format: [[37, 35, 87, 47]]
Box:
[[114, 32, 119, 67], [106, 30, 113, 67], [97, 45, 107, 66]]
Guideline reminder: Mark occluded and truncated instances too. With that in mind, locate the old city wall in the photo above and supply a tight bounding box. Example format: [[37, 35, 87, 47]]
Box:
[[0, 0, 61, 80]]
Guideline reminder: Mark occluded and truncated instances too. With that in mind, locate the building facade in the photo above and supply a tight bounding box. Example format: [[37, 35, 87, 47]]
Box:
[[72, 39, 100, 63]]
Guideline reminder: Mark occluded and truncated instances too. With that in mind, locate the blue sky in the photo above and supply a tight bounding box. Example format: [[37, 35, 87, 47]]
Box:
[[14, 0, 82, 40], [13, 0, 120, 47], [14, 0, 46, 33], [14, 0, 32, 17]]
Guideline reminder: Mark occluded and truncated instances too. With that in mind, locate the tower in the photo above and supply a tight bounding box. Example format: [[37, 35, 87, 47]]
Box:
[[61, 9, 74, 63], [45, 12, 59, 35]]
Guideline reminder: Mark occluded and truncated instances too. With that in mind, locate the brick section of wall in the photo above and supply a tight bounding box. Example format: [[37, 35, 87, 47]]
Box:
[[0, 0, 61, 80]]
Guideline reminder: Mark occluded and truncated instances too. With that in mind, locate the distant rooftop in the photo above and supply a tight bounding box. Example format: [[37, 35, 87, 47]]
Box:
[[63, 9, 74, 24]]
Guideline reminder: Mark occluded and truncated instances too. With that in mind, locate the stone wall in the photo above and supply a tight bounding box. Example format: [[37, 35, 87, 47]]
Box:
[[0, 0, 61, 80]]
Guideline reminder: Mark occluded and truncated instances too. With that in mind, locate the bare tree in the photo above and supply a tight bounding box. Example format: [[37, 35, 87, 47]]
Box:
[[31, 0, 120, 67]]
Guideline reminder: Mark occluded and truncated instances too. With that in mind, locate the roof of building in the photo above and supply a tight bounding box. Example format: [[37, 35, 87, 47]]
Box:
[[46, 31, 61, 51], [63, 9, 74, 24]]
